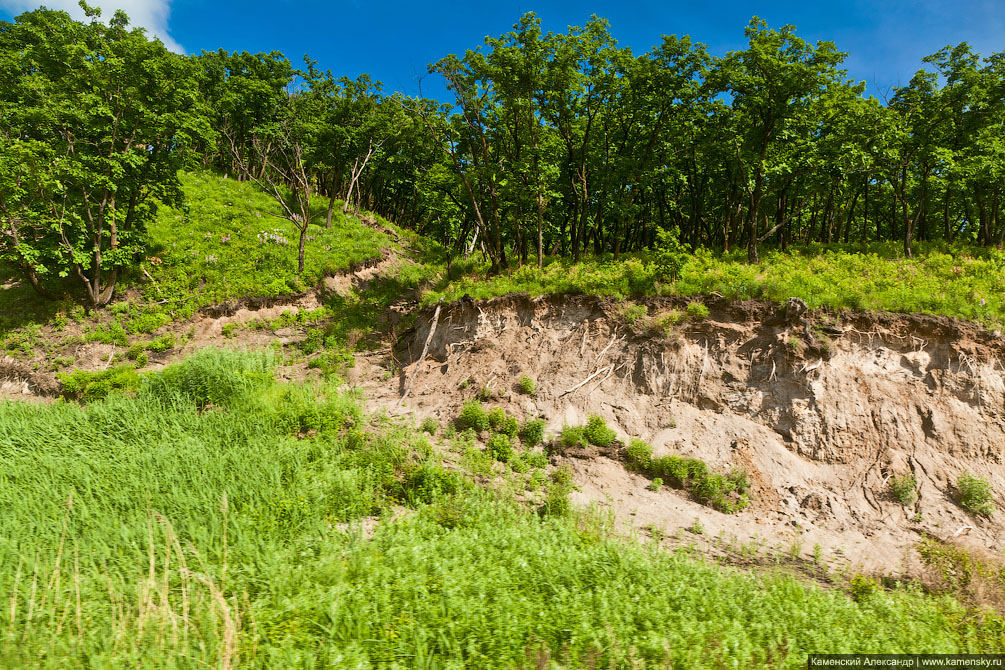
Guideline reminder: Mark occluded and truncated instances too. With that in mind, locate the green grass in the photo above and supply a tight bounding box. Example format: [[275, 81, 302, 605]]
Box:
[[0, 349, 1003, 666], [421, 242, 1005, 327], [141, 172, 390, 317], [0, 171, 393, 341]]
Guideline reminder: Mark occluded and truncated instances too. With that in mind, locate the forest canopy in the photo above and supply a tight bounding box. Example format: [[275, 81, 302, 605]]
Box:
[[2, 4, 1005, 301]]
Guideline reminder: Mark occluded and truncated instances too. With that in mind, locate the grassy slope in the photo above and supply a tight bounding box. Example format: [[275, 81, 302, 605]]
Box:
[[422, 242, 1005, 328], [1, 350, 1001, 668], [0, 171, 391, 341]]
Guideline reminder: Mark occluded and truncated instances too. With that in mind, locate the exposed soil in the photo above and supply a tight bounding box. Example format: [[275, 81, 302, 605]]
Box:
[[368, 294, 1005, 576], [6, 252, 1005, 581]]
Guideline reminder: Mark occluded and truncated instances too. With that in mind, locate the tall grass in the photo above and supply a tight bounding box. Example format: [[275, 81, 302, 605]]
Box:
[[0, 350, 1002, 667], [422, 242, 1005, 326]]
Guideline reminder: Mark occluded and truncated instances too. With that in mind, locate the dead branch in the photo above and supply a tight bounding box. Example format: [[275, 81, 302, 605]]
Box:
[[559, 365, 612, 398]]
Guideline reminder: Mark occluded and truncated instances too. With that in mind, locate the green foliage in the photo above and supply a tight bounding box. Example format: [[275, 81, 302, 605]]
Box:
[[956, 473, 994, 516], [419, 416, 439, 435], [487, 433, 513, 462], [686, 301, 710, 320], [850, 574, 878, 602], [58, 364, 140, 401], [619, 302, 648, 326], [518, 418, 546, 447], [399, 464, 464, 505], [517, 374, 537, 395], [626, 442, 749, 514], [145, 333, 175, 352], [653, 226, 689, 282], [559, 424, 587, 448], [543, 466, 574, 517], [625, 438, 653, 469], [584, 414, 617, 447], [487, 407, 518, 437], [456, 400, 490, 432], [889, 474, 918, 505], [307, 347, 355, 378], [648, 477, 663, 492], [2, 350, 1004, 665]]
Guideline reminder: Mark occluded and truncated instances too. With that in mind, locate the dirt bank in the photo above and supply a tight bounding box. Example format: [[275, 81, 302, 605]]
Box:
[[375, 294, 1005, 575]]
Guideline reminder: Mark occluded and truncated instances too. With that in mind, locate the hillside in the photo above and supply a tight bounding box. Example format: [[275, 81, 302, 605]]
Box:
[[1, 172, 1004, 667]]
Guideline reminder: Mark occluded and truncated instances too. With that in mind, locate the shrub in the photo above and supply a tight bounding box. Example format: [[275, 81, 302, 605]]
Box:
[[652, 226, 688, 282], [653, 455, 689, 487], [400, 464, 463, 505], [584, 415, 616, 447], [543, 466, 574, 517], [620, 303, 647, 327], [420, 417, 439, 435], [648, 477, 663, 492], [625, 438, 653, 470], [726, 467, 751, 494], [517, 375, 536, 396], [559, 425, 587, 448], [58, 364, 141, 402], [889, 474, 918, 505], [487, 433, 512, 462], [523, 450, 548, 469], [145, 333, 176, 353], [685, 457, 710, 481], [691, 473, 726, 504], [519, 418, 546, 447], [849, 574, 878, 602], [686, 301, 710, 320], [957, 473, 994, 516], [456, 400, 490, 432], [488, 407, 507, 431], [222, 323, 238, 338], [135, 352, 149, 368]]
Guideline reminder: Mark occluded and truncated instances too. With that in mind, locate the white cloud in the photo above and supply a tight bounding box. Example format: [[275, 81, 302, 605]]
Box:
[[0, 0, 184, 53]]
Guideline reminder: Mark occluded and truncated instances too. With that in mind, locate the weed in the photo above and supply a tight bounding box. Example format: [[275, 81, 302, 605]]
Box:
[[849, 574, 878, 602], [648, 477, 663, 492], [685, 301, 710, 320], [619, 302, 648, 327], [889, 474, 918, 505], [788, 538, 803, 560], [146, 333, 176, 352], [542, 466, 574, 517], [689, 519, 705, 535], [519, 418, 546, 447], [956, 473, 994, 516], [517, 374, 537, 396], [625, 438, 653, 470], [58, 364, 140, 401], [222, 323, 239, 338], [583, 415, 617, 447], [559, 425, 587, 448], [487, 433, 513, 463], [420, 417, 439, 435], [456, 400, 490, 432]]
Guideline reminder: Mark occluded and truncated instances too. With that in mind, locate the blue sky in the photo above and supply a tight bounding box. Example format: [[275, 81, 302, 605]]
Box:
[[2, 0, 1004, 101]]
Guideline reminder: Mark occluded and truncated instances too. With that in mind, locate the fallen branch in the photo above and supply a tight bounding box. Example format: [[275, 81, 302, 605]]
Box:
[[559, 365, 611, 398], [399, 300, 442, 405]]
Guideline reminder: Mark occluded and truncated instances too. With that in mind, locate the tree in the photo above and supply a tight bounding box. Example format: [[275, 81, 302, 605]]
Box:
[[0, 3, 211, 306], [714, 18, 850, 263]]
